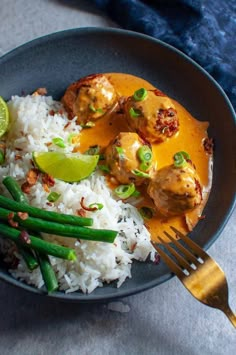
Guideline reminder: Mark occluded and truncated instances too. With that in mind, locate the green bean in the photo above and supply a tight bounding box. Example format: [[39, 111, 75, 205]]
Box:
[[0, 207, 117, 243], [0, 223, 76, 261], [0, 193, 93, 227], [3, 176, 58, 292], [36, 252, 58, 293], [17, 247, 38, 271], [3, 176, 28, 204], [3, 177, 39, 270]]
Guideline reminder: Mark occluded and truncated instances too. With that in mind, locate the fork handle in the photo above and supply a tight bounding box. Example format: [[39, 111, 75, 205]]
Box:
[[223, 307, 236, 327]]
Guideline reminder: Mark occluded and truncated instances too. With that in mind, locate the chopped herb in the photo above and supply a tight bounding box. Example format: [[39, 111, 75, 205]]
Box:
[[131, 169, 150, 178], [173, 151, 190, 168], [139, 161, 152, 172], [99, 165, 110, 173], [88, 203, 104, 211], [131, 189, 141, 197], [47, 192, 61, 203], [116, 146, 124, 156], [89, 104, 104, 114], [137, 145, 152, 162], [133, 88, 148, 101], [114, 183, 136, 199], [129, 107, 142, 118], [52, 137, 66, 148], [81, 121, 95, 128]]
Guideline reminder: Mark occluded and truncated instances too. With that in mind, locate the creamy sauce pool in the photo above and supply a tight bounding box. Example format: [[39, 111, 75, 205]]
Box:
[[77, 73, 212, 241]]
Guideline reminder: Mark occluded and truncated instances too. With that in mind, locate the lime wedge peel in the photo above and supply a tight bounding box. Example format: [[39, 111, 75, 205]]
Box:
[[33, 151, 99, 183], [0, 96, 9, 138]]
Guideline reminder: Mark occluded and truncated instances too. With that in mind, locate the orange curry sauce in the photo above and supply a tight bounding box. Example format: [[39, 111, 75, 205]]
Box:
[[77, 73, 212, 241]]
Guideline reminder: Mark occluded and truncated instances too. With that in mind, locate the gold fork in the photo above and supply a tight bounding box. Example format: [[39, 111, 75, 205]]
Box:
[[152, 226, 236, 327]]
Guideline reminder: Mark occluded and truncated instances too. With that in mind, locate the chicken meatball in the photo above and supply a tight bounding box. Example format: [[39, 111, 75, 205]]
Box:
[[105, 132, 153, 186], [124, 88, 179, 143], [61, 74, 118, 124], [148, 162, 202, 217]]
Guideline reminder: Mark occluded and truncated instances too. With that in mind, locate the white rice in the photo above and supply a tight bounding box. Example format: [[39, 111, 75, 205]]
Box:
[[0, 94, 155, 294]]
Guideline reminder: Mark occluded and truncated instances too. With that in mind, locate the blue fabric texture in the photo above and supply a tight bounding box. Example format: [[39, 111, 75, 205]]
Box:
[[91, 0, 236, 109]]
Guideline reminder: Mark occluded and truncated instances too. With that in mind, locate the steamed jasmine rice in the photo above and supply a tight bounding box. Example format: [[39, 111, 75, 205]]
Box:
[[0, 94, 155, 294]]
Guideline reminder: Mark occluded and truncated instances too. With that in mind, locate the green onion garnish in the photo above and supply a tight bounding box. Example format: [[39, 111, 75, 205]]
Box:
[[47, 192, 61, 203], [129, 107, 142, 118], [131, 169, 150, 178], [139, 206, 154, 219], [133, 88, 148, 101], [99, 165, 110, 173], [0, 151, 5, 165], [114, 183, 136, 199], [137, 145, 152, 162], [88, 203, 104, 210], [81, 121, 95, 128], [89, 104, 104, 114], [116, 147, 124, 156], [139, 161, 152, 172], [52, 137, 66, 148], [132, 189, 141, 197], [173, 151, 191, 168]]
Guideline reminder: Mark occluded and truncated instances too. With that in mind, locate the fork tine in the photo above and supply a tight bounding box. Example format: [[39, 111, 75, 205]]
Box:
[[170, 226, 208, 259], [151, 241, 184, 279], [164, 230, 200, 265], [158, 235, 193, 272]]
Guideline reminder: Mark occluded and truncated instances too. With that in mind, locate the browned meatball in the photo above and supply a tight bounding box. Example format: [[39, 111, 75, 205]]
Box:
[[148, 163, 202, 217], [124, 89, 179, 143], [105, 132, 153, 186], [61, 74, 118, 124]]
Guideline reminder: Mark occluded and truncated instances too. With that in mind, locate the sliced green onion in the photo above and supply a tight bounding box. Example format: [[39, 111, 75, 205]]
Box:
[[133, 88, 148, 101], [179, 151, 190, 160], [47, 192, 61, 203], [0, 151, 5, 165], [89, 104, 97, 112], [139, 161, 152, 172], [173, 151, 191, 168], [89, 104, 104, 114], [114, 183, 136, 199], [81, 121, 95, 128], [137, 145, 152, 162], [129, 107, 142, 118], [131, 169, 150, 178], [99, 165, 110, 173], [85, 145, 100, 155], [116, 146, 124, 156], [139, 206, 154, 219], [52, 137, 66, 148], [132, 189, 141, 197], [88, 203, 104, 210]]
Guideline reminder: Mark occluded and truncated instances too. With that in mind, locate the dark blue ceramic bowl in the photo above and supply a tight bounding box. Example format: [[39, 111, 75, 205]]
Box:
[[0, 28, 235, 302]]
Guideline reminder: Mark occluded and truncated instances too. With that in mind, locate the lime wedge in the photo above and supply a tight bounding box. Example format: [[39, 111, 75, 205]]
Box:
[[0, 96, 9, 137], [33, 152, 99, 182]]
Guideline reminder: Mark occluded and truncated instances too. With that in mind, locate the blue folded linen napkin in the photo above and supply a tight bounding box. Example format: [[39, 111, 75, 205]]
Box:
[[91, 0, 236, 109]]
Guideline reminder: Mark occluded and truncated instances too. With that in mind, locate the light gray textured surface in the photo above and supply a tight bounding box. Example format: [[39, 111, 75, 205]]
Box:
[[0, 1, 236, 354]]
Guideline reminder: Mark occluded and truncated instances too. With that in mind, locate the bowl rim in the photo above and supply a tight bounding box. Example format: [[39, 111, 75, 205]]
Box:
[[0, 27, 235, 302]]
